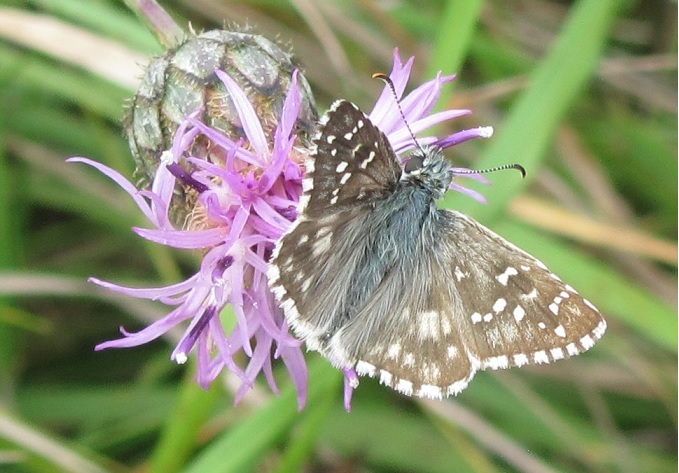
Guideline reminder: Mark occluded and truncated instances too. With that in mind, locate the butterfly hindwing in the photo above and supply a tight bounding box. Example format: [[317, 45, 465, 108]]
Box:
[[315, 210, 606, 399], [325, 233, 478, 398]]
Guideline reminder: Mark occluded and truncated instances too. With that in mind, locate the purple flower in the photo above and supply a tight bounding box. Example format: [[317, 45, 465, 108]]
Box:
[[70, 49, 493, 412], [69, 69, 308, 408]]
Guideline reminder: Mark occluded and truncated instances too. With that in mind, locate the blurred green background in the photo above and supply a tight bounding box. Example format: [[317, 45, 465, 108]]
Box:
[[0, 0, 676, 472]]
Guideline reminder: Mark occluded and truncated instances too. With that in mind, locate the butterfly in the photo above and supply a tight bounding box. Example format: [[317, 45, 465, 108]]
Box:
[[268, 99, 606, 399]]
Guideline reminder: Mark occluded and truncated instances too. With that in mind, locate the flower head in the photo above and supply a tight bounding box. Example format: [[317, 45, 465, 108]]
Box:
[[70, 69, 309, 408], [71, 49, 494, 412]]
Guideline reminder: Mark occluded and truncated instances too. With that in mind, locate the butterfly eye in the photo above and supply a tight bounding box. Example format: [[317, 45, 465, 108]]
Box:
[[405, 155, 424, 173]]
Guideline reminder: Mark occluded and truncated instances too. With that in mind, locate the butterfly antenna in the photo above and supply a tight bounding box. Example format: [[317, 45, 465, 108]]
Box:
[[455, 163, 527, 178], [372, 72, 426, 154], [373, 73, 526, 179]]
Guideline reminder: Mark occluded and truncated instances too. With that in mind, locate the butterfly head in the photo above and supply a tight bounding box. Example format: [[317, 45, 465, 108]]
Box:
[[402, 145, 452, 199]]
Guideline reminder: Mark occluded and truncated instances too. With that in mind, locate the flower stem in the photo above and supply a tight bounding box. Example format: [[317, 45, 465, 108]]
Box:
[[124, 0, 185, 48]]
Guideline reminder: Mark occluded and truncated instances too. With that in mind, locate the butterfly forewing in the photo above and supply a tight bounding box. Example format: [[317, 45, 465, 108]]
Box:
[[301, 100, 401, 216], [270, 100, 404, 356], [270, 207, 374, 352], [437, 211, 606, 371]]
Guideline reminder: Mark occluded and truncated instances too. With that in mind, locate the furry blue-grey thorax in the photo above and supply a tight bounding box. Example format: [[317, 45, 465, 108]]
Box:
[[401, 145, 453, 200]]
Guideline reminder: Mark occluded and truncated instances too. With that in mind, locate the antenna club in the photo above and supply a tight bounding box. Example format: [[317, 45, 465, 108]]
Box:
[[455, 163, 526, 178], [478, 126, 494, 138], [514, 164, 527, 178]]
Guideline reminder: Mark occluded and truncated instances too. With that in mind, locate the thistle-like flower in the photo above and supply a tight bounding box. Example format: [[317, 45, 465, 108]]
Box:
[[70, 66, 310, 406], [71, 45, 493, 410]]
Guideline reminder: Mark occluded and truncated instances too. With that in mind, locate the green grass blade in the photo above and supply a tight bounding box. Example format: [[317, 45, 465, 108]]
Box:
[[444, 0, 622, 222], [181, 358, 341, 473]]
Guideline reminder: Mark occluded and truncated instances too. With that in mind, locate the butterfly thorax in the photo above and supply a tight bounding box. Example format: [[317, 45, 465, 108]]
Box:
[[316, 146, 452, 333], [339, 164, 444, 326], [401, 146, 452, 200]]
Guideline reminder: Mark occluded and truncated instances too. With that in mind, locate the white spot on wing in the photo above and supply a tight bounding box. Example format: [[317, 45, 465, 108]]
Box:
[[270, 285, 286, 301], [513, 305, 526, 322], [340, 172, 352, 185], [533, 350, 549, 364], [550, 347, 565, 360], [580, 334, 595, 350], [513, 353, 529, 366], [335, 161, 349, 172], [387, 344, 401, 359], [471, 312, 482, 324], [484, 355, 509, 370], [554, 324, 566, 338], [492, 298, 507, 314], [280, 298, 299, 321], [379, 370, 393, 386], [549, 303, 559, 316], [300, 278, 312, 292], [593, 320, 607, 339], [396, 379, 413, 396], [417, 310, 440, 340], [496, 267, 518, 285], [311, 231, 332, 257], [268, 264, 280, 283], [360, 150, 376, 169], [301, 178, 313, 192], [356, 360, 376, 376], [418, 384, 443, 399], [566, 343, 579, 356], [441, 317, 452, 335], [521, 288, 538, 301], [447, 345, 458, 359]]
